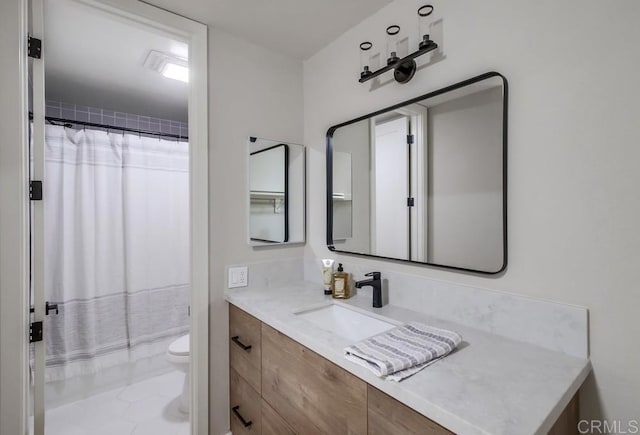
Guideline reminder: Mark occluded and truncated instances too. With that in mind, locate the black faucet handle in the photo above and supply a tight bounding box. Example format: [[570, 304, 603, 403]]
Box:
[[365, 271, 381, 280]]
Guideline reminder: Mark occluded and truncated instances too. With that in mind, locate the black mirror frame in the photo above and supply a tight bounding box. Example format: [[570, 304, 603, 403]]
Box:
[[326, 71, 508, 275], [250, 143, 289, 243]]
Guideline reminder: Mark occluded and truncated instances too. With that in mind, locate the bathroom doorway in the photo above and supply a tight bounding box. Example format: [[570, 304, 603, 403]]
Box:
[[369, 103, 428, 261], [28, 0, 209, 434]]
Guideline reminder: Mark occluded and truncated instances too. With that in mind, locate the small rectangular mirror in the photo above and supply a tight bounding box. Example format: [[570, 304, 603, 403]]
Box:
[[326, 72, 507, 274], [249, 137, 305, 245]]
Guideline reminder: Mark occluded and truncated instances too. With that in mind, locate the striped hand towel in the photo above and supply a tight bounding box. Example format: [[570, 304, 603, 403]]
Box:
[[344, 322, 462, 382]]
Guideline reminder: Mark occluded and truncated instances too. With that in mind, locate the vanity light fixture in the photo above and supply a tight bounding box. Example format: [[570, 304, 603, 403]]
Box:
[[358, 4, 438, 85]]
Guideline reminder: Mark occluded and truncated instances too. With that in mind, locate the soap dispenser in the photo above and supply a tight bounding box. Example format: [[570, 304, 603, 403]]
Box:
[[332, 263, 351, 299]]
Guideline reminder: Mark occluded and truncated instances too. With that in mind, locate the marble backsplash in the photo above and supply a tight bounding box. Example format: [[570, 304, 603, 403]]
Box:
[[227, 256, 588, 359], [304, 257, 588, 359]]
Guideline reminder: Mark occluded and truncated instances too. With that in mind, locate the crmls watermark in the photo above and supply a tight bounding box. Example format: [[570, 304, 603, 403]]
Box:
[[578, 420, 640, 434]]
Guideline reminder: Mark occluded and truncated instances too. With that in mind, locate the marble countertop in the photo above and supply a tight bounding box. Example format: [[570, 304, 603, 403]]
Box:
[[225, 282, 591, 435]]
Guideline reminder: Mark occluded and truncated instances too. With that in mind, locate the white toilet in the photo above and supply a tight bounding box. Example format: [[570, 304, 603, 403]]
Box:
[[166, 334, 190, 413]]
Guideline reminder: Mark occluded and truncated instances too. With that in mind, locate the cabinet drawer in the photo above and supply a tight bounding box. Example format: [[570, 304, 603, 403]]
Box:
[[262, 323, 367, 435], [262, 399, 296, 435], [368, 386, 454, 435], [230, 367, 262, 435], [229, 304, 262, 392]]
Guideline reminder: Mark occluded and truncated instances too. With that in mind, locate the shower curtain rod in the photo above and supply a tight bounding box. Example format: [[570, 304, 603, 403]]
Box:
[[29, 112, 189, 141]]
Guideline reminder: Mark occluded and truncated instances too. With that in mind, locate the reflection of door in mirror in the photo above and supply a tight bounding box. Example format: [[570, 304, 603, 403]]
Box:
[[249, 144, 288, 243], [369, 103, 428, 261], [371, 116, 409, 259]]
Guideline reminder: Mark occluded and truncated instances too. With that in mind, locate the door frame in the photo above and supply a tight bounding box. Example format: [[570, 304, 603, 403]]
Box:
[[394, 104, 429, 262], [1, 0, 210, 433], [0, 1, 30, 434]]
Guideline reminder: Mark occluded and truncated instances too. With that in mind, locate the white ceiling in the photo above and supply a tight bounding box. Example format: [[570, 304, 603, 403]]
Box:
[[145, 0, 392, 60], [44, 0, 392, 122]]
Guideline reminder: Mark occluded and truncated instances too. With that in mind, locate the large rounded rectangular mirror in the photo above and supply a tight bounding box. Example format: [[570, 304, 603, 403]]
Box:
[[326, 72, 507, 274]]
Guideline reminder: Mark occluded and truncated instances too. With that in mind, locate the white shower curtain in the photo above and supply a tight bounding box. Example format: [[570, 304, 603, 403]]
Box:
[[42, 124, 190, 382]]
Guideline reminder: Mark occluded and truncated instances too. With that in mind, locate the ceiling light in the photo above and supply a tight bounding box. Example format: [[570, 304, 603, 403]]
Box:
[[144, 50, 189, 83], [162, 63, 189, 83]]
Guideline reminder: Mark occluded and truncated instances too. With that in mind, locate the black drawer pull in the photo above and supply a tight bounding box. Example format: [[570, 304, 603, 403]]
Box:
[[232, 405, 252, 427], [231, 336, 252, 351]]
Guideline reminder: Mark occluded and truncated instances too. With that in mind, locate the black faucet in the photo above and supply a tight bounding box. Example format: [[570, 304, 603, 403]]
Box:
[[355, 272, 382, 308]]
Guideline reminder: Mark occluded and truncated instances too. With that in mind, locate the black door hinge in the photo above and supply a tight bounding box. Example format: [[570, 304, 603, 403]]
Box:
[[28, 36, 42, 59], [30, 181, 43, 200], [407, 197, 415, 207], [30, 321, 43, 343], [407, 134, 414, 145]]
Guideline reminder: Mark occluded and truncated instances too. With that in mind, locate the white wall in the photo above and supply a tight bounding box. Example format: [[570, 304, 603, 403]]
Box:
[[304, 0, 640, 423], [428, 86, 503, 271], [331, 120, 370, 251], [207, 28, 304, 434]]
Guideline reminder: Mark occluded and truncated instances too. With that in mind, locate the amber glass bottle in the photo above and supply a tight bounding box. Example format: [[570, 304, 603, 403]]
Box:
[[332, 263, 351, 299]]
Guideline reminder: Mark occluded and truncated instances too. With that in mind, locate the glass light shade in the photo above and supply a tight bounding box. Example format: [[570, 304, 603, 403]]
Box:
[[386, 25, 400, 65], [359, 42, 373, 79], [418, 4, 434, 50]]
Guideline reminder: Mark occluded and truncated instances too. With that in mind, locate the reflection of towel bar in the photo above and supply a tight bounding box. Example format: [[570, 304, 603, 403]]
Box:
[[250, 192, 285, 212], [332, 193, 352, 201], [251, 190, 285, 198]]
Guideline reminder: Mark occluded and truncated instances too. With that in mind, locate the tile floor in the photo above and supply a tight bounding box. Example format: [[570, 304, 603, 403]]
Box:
[[41, 370, 189, 435]]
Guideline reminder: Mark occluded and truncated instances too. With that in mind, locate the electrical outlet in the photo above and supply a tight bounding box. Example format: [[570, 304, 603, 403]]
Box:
[[228, 266, 248, 288]]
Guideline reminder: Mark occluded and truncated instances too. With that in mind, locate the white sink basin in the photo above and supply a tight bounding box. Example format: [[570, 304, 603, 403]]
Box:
[[294, 303, 397, 342]]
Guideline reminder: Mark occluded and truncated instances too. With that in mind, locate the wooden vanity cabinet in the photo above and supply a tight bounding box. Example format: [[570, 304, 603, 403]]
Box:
[[229, 304, 262, 393], [261, 323, 368, 434], [548, 393, 579, 435], [262, 399, 296, 435], [229, 304, 579, 435], [368, 386, 453, 435], [229, 367, 262, 435], [229, 305, 263, 434]]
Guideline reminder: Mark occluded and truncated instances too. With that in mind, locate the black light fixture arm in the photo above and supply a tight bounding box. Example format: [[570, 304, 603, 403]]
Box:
[[358, 40, 438, 84]]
